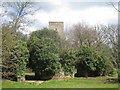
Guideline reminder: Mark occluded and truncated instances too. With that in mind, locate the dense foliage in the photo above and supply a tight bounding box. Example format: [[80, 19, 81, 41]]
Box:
[[95, 44, 115, 76], [60, 50, 76, 76], [2, 24, 116, 81], [2, 33, 29, 80], [2, 25, 15, 80], [15, 40, 29, 80], [2, 25, 29, 81], [30, 28, 61, 45], [75, 47, 106, 77], [28, 37, 61, 80]]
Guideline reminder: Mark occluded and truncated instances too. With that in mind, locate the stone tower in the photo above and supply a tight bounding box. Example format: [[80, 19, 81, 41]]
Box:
[[49, 22, 64, 37]]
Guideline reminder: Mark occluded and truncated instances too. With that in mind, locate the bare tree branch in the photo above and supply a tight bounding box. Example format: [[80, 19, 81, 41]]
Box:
[[108, 2, 120, 12], [2, 1, 41, 33]]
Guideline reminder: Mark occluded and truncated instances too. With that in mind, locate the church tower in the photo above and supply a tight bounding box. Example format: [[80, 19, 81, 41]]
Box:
[[49, 22, 64, 37]]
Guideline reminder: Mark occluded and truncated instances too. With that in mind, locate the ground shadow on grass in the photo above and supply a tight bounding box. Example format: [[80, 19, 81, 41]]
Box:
[[25, 75, 35, 80], [105, 78, 119, 84], [25, 74, 49, 81]]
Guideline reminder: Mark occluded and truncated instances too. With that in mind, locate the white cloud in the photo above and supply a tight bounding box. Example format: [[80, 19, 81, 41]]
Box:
[[79, 7, 117, 25], [24, 2, 118, 33]]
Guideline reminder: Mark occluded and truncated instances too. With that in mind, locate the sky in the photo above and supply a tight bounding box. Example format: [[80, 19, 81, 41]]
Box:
[[1, 0, 118, 34]]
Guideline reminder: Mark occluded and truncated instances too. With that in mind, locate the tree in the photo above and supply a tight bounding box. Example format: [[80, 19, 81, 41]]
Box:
[[75, 47, 106, 77], [108, 2, 119, 12], [1, 1, 40, 33], [2, 22, 30, 81], [95, 24, 118, 68], [66, 23, 100, 49], [2, 31, 29, 81], [2, 24, 15, 61], [29, 28, 66, 53], [28, 37, 61, 80], [2, 1, 39, 81], [66, 23, 116, 76]]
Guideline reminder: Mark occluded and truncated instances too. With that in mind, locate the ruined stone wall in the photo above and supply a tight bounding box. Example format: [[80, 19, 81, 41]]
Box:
[[49, 22, 64, 38]]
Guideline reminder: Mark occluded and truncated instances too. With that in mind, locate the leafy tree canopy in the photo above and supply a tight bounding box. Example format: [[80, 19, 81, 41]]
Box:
[[75, 47, 106, 77], [28, 37, 61, 80]]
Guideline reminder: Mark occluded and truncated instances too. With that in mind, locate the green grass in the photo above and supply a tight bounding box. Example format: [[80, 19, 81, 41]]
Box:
[[2, 77, 119, 88]]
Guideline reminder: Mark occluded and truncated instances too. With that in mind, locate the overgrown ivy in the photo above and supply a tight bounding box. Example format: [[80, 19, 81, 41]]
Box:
[[15, 40, 29, 79], [60, 50, 77, 76]]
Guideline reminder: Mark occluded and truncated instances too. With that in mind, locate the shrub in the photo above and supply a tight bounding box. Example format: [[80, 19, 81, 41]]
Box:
[[28, 37, 61, 80], [103, 57, 114, 76], [60, 50, 77, 76], [75, 47, 106, 77], [15, 40, 29, 80], [2, 40, 29, 81]]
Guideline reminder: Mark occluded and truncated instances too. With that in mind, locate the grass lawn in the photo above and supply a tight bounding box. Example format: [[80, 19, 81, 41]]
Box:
[[2, 77, 119, 88]]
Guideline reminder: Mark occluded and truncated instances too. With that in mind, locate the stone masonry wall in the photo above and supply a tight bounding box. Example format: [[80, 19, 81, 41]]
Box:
[[49, 22, 64, 38]]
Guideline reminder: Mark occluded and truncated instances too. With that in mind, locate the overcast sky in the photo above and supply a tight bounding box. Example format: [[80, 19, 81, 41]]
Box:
[[23, 1, 118, 34], [1, 0, 118, 34]]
